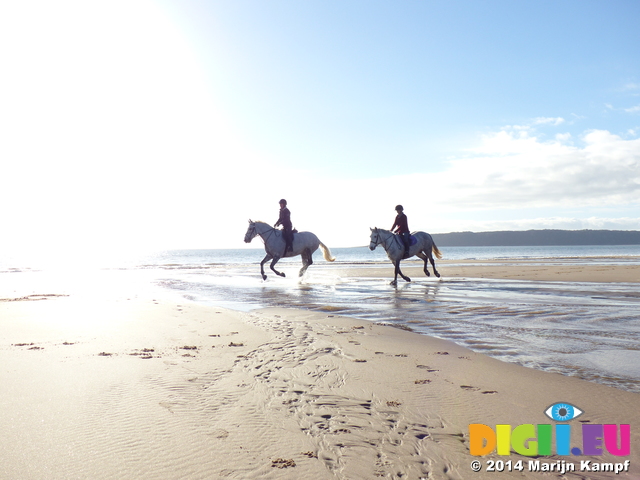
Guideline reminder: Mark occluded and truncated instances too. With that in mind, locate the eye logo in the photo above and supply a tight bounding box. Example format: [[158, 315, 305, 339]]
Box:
[[544, 402, 583, 422]]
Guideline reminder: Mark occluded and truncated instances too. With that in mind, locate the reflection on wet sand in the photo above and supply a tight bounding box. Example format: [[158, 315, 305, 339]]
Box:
[[157, 267, 640, 393]]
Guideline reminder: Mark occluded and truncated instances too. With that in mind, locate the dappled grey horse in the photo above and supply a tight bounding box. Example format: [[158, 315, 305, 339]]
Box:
[[369, 227, 442, 286], [244, 220, 335, 280]]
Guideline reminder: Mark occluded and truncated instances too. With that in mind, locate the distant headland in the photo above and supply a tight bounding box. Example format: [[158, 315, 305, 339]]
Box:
[[431, 229, 640, 247]]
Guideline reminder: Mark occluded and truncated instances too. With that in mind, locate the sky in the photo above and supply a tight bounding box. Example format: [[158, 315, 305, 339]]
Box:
[[1, 0, 639, 255]]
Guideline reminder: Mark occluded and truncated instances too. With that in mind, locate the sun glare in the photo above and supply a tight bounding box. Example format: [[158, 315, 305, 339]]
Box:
[[0, 0, 262, 257]]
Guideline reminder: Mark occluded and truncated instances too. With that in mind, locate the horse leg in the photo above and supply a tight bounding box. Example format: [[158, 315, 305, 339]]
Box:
[[270, 256, 286, 277], [299, 249, 312, 277], [392, 260, 411, 286], [260, 254, 272, 280], [398, 262, 411, 283], [415, 252, 431, 277], [428, 249, 441, 278], [391, 261, 399, 286]]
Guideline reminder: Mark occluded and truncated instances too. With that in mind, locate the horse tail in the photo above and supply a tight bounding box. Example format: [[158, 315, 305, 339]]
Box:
[[432, 243, 443, 259], [319, 241, 336, 262]]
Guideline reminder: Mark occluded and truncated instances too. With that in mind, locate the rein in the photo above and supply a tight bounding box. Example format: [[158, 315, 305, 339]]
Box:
[[252, 222, 279, 249], [374, 229, 402, 252]]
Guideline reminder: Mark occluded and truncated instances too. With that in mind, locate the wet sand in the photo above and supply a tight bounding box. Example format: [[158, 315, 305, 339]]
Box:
[[328, 258, 640, 283], [1, 263, 639, 479]]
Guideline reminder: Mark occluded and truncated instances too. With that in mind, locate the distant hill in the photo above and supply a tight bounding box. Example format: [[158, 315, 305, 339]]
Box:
[[431, 229, 640, 247]]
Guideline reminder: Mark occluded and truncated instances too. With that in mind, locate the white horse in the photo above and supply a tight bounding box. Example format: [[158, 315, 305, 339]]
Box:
[[369, 227, 442, 286], [244, 220, 335, 280]]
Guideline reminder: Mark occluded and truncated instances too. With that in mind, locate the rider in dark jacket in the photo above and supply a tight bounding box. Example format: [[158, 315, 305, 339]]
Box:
[[391, 205, 410, 258], [274, 199, 293, 253]]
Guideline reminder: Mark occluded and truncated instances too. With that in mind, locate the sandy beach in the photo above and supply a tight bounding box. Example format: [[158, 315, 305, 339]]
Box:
[[1, 262, 638, 479]]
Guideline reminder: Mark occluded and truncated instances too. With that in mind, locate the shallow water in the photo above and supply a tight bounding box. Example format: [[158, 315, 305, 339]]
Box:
[[154, 263, 640, 393], [2, 246, 640, 393]]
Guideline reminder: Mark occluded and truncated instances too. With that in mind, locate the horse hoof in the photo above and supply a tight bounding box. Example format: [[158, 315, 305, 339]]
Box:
[[390, 281, 397, 286], [262, 275, 267, 280], [435, 272, 441, 278], [406, 277, 411, 282], [279, 272, 286, 277], [425, 271, 431, 277]]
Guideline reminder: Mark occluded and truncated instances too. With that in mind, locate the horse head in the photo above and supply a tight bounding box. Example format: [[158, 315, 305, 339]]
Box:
[[369, 227, 380, 251], [244, 220, 257, 243]]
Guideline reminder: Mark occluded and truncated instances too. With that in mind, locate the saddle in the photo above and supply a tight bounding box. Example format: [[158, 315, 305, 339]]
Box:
[[395, 234, 417, 246], [395, 234, 417, 259], [276, 227, 298, 235]]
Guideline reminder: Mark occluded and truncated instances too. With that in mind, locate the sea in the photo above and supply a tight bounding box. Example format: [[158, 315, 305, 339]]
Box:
[[2, 245, 640, 393]]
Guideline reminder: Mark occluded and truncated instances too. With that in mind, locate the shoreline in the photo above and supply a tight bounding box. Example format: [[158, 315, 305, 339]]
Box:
[[319, 259, 640, 284], [1, 291, 638, 479]]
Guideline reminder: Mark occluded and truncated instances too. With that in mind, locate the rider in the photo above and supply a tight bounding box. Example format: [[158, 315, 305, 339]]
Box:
[[274, 199, 294, 254], [391, 204, 411, 258]]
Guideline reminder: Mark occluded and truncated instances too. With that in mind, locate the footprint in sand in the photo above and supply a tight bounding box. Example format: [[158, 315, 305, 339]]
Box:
[[416, 365, 439, 372], [209, 429, 229, 439], [460, 385, 479, 391], [460, 385, 498, 394], [271, 458, 296, 469]]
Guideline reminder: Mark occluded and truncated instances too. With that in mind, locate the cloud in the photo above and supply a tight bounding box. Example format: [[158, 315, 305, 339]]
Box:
[[621, 82, 640, 92], [603, 102, 640, 114], [555, 133, 572, 142], [425, 128, 640, 210], [533, 117, 565, 126]]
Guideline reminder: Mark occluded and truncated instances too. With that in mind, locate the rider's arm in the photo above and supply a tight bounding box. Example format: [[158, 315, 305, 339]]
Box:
[[391, 215, 399, 232]]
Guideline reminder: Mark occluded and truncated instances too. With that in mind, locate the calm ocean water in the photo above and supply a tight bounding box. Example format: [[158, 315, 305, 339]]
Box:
[[2, 245, 640, 393]]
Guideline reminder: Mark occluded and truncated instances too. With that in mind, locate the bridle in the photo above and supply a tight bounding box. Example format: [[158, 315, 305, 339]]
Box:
[[371, 228, 401, 251], [249, 221, 277, 245], [370, 228, 380, 248], [371, 228, 388, 249]]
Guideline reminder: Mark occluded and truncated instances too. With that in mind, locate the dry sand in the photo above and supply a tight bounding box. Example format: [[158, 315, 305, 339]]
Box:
[[1, 264, 639, 479]]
